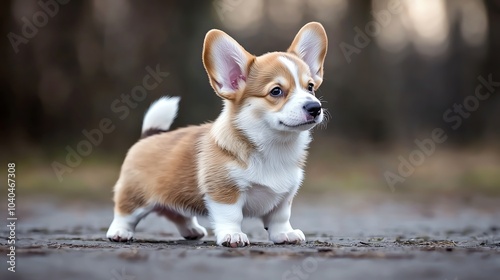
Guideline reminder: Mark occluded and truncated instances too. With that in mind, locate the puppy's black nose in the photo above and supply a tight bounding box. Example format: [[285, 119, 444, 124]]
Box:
[[303, 102, 322, 118]]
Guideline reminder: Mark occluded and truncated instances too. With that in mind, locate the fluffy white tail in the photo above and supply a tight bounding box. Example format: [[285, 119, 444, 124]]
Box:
[[141, 96, 180, 137]]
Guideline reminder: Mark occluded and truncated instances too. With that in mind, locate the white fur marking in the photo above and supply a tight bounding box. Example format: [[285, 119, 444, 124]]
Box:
[[175, 216, 208, 239], [106, 205, 154, 241], [205, 196, 249, 247], [142, 96, 180, 133], [279, 56, 301, 89], [263, 192, 306, 244]]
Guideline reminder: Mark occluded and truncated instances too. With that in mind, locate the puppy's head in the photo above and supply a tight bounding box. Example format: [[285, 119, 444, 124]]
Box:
[[203, 22, 328, 133]]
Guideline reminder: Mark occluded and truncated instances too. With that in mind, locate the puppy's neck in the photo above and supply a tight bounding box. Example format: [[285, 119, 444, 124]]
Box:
[[210, 103, 254, 164], [210, 100, 311, 165]]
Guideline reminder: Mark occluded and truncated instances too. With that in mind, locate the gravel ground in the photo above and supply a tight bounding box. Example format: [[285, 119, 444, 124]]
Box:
[[1, 193, 499, 280]]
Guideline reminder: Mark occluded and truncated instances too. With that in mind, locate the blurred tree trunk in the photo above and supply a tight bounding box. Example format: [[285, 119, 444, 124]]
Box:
[[483, 0, 500, 141], [1, 0, 13, 147]]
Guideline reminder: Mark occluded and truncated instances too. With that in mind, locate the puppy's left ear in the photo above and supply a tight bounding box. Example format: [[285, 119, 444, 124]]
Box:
[[288, 22, 328, 86], [203, 30, 255, 100]]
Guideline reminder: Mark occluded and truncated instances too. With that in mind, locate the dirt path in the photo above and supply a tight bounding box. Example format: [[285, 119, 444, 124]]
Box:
[[1, 193, 499, 280]]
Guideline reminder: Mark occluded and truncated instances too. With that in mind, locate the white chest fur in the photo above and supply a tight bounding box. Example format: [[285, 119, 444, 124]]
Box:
[[228, 131, 310, 217], [242, 183, 287, 217]]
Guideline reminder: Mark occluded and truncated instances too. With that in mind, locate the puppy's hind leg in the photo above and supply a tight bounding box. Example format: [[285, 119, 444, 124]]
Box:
[[156, 208, 207, 240], [107, 182, 152, 242]]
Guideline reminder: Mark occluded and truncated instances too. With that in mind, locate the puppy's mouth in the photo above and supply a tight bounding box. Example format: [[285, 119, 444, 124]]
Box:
[[279, 120, 316, 128]]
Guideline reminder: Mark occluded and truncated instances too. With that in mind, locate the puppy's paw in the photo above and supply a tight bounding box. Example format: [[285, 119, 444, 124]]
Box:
[[179, 224, 208, 240], [270, 229, 305, 244], [217, 232, 249, 247], [107, 226, 134, 242]]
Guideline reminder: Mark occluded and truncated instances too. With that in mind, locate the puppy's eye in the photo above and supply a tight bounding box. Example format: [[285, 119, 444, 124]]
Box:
[[270, 87, 284, 97], [307, 83, 314, 93]]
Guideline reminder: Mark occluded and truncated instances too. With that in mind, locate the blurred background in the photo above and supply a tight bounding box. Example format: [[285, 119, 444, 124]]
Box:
[[1, 0, 499, 199]]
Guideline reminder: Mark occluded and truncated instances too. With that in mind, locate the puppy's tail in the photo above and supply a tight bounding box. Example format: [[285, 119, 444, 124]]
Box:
[[141, 96, 180, 138]]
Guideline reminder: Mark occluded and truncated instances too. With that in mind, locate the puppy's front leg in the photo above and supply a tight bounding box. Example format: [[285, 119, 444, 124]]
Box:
[[205, 197, 249, 247], [263, 192, 305, 244]]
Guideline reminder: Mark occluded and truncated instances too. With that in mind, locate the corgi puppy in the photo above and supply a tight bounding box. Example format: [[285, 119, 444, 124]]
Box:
[[106, 22, 328, 247]]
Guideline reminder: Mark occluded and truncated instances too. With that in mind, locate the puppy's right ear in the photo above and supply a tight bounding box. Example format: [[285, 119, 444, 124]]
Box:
[[202, 30, 254, 100]]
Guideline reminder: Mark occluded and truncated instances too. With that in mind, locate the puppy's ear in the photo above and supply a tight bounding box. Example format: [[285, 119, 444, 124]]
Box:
[[288, 22, 328, 87], [203, 30, 254, 100]]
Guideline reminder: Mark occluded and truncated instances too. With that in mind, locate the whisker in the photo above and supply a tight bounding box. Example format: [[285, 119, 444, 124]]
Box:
[[318, 95, 328, 103], [317, 108, 331, 130]]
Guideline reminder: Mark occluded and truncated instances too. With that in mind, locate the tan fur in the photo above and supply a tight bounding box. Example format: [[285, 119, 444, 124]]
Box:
[[114, 125, 210, 215], [113, 120, 249, 215], [198, 130, 243, 204], [207, 115, 253, 166], [245, 53, 315, 111]]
